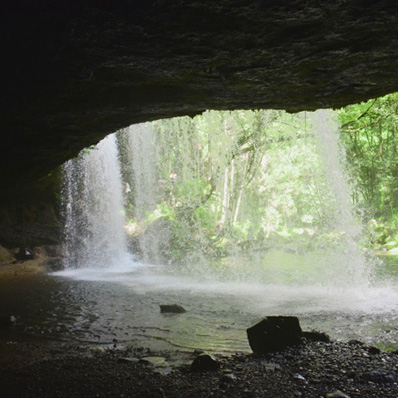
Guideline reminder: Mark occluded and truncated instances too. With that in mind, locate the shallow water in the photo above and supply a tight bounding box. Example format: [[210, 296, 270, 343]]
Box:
[[1, 251, 397, 353]]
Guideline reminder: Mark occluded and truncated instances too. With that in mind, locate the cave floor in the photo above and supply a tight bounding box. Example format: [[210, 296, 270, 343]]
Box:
[[1, 260, 398, 397], [0, 339, 398, 397]]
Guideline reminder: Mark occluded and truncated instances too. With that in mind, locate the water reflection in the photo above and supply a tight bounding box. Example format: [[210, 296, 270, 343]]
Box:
[[0, 253, 397, 353]]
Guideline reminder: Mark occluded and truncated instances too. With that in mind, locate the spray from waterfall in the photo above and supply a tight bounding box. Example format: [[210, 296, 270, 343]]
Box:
[[117, 123, 164, 263], [311, 109, 374, 286]]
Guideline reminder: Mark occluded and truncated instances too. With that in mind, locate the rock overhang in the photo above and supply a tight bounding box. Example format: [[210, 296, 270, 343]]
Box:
[[2, 0, 398, 191]]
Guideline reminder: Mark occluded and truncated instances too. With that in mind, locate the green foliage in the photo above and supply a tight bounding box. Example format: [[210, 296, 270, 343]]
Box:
[[337, 93, 398, 248], [118, 109, 343, 262], [116, 96, 398, 258]]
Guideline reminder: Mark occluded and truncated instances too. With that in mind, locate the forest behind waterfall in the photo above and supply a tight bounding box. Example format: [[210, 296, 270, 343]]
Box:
[[338, 92, 398, 252], [116, 94, 398, 263]]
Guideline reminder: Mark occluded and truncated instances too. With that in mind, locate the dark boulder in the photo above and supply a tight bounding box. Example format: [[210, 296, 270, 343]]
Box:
[[160, 304, 186, 314], [368, 346, 381, 355], [191, 354, 220, 372], [247, 316, 302, 354]]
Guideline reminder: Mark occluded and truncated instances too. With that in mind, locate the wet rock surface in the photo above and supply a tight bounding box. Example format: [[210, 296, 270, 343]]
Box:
[[1, 340, 398, 397]]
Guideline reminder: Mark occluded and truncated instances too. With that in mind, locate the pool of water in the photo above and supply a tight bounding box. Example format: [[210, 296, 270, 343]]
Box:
[[1, 251, 397, 353]]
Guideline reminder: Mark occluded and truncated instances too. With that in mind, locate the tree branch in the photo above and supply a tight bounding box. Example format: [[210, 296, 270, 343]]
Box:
[[341, 99, 378, 128]]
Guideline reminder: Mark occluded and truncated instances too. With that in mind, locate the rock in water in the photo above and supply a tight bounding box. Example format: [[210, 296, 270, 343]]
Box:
[[247, 316, 302, 354], [191, 354, 220, 372], [160, 304, 186, 314]]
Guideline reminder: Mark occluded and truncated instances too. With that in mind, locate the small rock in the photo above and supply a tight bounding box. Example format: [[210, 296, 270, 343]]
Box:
[[302, 330, 330, 343], [326, 390, 350, 398], [160, 304, 186, 313], [191, 354, 220, 372]]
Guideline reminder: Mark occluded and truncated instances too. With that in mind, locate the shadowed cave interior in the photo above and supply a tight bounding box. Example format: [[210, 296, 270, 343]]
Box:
[[2, 2, 398, 397]]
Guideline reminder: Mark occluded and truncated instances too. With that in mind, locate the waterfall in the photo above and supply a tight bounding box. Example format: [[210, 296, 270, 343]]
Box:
[[59, 112, 375, 285], [61, 134, 132, 270]]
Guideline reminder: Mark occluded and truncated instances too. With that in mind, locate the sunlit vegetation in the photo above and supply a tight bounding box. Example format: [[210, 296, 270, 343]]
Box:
[[337, 93, 398, 251], [116, 94, 398, 262], [118, 110, 343, 261]]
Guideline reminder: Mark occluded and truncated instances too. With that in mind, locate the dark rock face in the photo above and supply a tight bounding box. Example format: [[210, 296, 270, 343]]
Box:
[[2, 0, 398, 192], [247, 316, 302, 354]]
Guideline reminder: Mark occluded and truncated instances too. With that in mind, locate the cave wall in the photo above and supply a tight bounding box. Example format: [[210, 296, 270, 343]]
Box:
[[2, 0, 398, 246]]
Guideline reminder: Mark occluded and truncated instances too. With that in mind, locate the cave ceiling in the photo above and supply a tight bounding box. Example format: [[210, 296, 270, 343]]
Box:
[[2, 0, 398, 190]]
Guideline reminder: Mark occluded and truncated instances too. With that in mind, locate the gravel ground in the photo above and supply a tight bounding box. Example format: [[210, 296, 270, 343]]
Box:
[[1, 339, 397, 397]]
